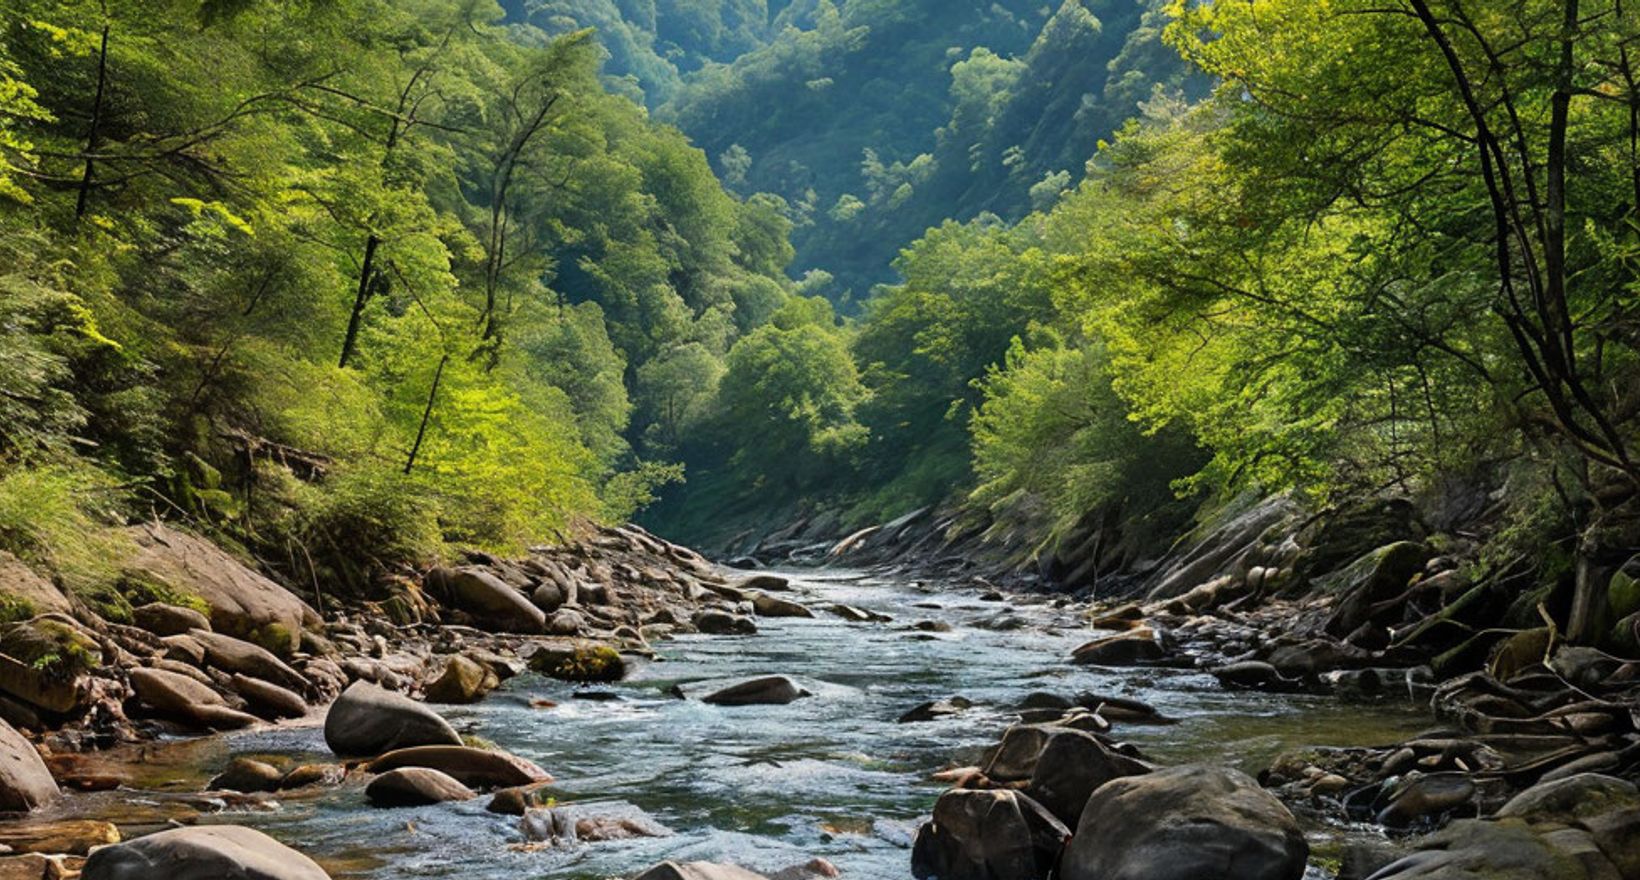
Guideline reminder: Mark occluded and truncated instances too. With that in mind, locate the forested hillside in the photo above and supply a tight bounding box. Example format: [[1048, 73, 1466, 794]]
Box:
[[0, 0, 853, 611]]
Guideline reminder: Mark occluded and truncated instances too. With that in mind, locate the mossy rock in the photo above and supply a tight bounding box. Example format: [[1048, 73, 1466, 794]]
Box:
[[529, 642, 626, 683], [0, 595, 37, 625], [244, 621, 297, 659]]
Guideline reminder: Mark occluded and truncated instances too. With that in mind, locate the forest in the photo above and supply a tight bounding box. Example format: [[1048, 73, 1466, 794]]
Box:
[[0, 1, 1639, 880]]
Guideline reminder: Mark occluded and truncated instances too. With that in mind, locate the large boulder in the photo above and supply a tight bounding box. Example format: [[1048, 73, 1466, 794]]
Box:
[[1070, 629, 1165, 666], [1059, 765, 1307, 880], [429, 567, 545, 634], [232, 674, 307, 720], [633, 863, 768, 880], [125, 523, 318, 655], [1024, 729, 1151, 827], [911, 788, 1070, 880], [366, 745, 550, 789], [703, 676, 810, 706], [322, 681, 461, 757], [1324, 541, 1432, 637], [751, 593, 814, 618], [0, 618, 98, 714], [129, 667, 259, 731], [0, 718, 57, 812], [365, 767, 476, 807], [1364, 818, 1627, 880], [80, 825, 330, 880]]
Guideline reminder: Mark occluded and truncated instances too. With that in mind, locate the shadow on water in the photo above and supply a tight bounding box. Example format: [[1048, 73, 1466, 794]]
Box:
[[96, 570, 1431, 878]]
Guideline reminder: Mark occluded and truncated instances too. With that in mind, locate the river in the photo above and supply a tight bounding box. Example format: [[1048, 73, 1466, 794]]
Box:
[[61, 568, 1432, 878]]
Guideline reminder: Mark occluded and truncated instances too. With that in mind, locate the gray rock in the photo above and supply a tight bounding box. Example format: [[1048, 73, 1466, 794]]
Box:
[[694, 610, 757, 635], [366, 745, 550, 789], [703, 675, 810, 706], [1059, 765, 1307, 880], [1024, 729, 1151, 826], [911, 788, 1069, 880], [322, 680, 461, 757], [434, 567, 546, 634], [0, 718, 56, 812]]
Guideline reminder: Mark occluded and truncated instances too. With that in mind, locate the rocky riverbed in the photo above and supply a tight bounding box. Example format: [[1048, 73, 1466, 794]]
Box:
[[0, 511, 1636, 879]]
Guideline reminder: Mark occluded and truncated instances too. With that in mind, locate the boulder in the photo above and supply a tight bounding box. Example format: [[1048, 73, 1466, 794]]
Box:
[[208, 757, 283, 793], [80, 825, 330, 880], [1324, 541, 1431, 637], [125, 523, 318, 655], [0, 719, 56, 812], [751, 594, 814, 618], [0, 554, 72, 616], [1059, 765, 1307, 880], [633, 863, 768, 880], [365, 767, 476, 807], [899, 697, 973, 723], [322, 681, 461, 757], [1376, 772, 1476, 831], [231, 675, 307, 720], [736, 574, 790, 592], [189, 631, 306, 693], [703, 676, 810, 706], [982, 724, 1057, 782], [911, 788, 1070, 880], [1364, 818, 1625, 880], [0, 819, 119, 855], [431, 567, 545, 634], [424, 656, 498, 704], [366, 745, 550, 789], [128, 667, 259, 731], [1024, 729, 1151, 826], [528, 643, 625, 683], [1070, 629, 1165, 666], [694, 610, 756, 635], [131, 603, 210, 637], [1495, 772, 1639, 822], [0, 619, 98, 714], [278, 763, 345, 790]]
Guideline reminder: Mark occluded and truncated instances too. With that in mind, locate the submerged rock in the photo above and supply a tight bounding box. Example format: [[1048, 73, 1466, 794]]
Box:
[[911, 788, 1069, 880], [898, 697, 972, 723], [1058, 765, 1307, 880], [323, 680, 461, 757], [702, 675, 810, 706], [81, 825, 330, 880]]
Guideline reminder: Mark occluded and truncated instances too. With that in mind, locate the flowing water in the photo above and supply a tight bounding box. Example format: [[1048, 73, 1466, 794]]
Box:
[[72, 569, 1433, 878]]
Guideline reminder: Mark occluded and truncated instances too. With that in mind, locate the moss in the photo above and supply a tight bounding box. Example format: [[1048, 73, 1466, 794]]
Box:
[[529, 642, 626, 683], [0, 595, 37, 625], [0, 619, 102, 680], [246, 621, 296, 657]]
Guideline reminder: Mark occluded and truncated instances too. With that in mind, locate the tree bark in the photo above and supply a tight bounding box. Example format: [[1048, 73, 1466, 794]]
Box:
[[338, 234, 379, 368], [75, 23, 111, 220], [404, 353, 448, 475]]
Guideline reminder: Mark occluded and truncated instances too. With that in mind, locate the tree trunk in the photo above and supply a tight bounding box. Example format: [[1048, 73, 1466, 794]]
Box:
[[75, 23, 111, 220], [404, 353, 449, 475], [338, 234, 379, 368]]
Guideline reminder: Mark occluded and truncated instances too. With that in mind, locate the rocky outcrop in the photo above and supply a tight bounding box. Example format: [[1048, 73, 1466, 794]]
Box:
[[911, 788, 1070, 880], [365, 767, 476, 807], [0, 554, 72, 616], [80, 825, 330, 880], [125, 523, 319, 655], [702, 676, 810, 706], [1058, 765, 1307, 880], [323, 681, 461, 757], [0, 718, 57, 812]]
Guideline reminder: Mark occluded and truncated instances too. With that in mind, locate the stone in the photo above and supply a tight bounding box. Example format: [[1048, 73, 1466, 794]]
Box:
[[0, 718, 56, 812], [80, 825, 330, 880], [1324, 541, 1432, 637], [911, 788, 1070, 880], [0, 619, 97, 713], [189, 630, 307, 693], [1059, 765, 1307, 880], [1495, 773, 1639, 822], [424, 656, 498, 704], [0, 554, 72, 616], [278, 764, 345, 790], [131, 604, 211, 637], [1376, 772, 1477, 831], [1070, 629, 1165, 666], [125, 523, 318, 655], [0, 820, 118, 855], [231, 674, 307, 719], [632, 862, 768, 880], [322, 680, 461, 757], [899, 697, 972, 723], [736, 574, 790, 592], [528, 642, 625, 683], [982, 724, 1057, 782], [431, 567, 545, 634], [128, 667, 258, 731], [546, 609, 585, 636], [485, 784, 549, 815], [366, 745, 550, 789], [694, 610, 757, 635], [208, 757, 283, 793], [751, 593, 814, 618], [702, 676, 810, 706], [365, 767, 476, 807], [1024, 729, 1151, 827], [1364, 818, 1622, 880]]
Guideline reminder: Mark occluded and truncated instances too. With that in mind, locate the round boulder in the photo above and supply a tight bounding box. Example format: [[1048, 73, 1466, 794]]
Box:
[[0, 719, 57, 812], [322, 681, 461, 757], [703, 675, 810, 706], [911, 788, 1070, 880], [1059, 765, 1307, 880], [366, 745, 550, 789], [80, 825, 329, 880], [365, 767, 476, 807]]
